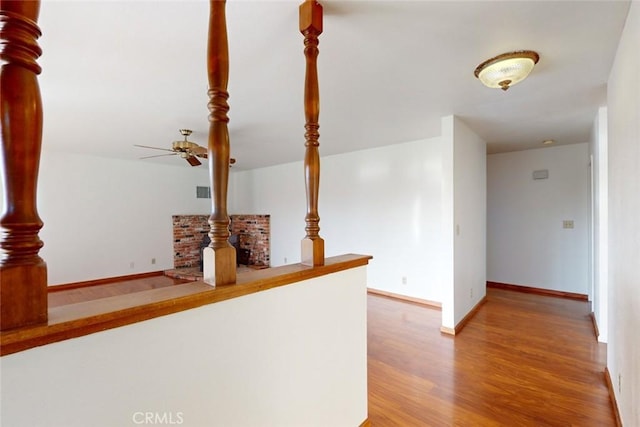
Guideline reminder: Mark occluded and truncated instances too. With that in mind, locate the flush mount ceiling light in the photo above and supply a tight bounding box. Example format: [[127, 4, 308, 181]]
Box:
[[474, 50, 539, 91], [542, 139, 555, 145]]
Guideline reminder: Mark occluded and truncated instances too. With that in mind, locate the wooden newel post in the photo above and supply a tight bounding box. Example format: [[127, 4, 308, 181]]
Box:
[[203, 0, 236, 285], [299, 0, 325, 267], [0, 0, 48, 330]]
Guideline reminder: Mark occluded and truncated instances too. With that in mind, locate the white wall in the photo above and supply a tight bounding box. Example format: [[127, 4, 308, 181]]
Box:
[[487, 143, 590, 295], [590, 107, 609, 342], [0, 266, 369, 427], [6, 134, 447, 302], [0, 150, 211, 285], [230, 161, 305, 269], [606, 2, 639, 425], [230, 137, 445, 303], [441, 116, 487, 329]]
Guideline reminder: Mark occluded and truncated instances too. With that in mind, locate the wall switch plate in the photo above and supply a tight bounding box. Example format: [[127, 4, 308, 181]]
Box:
[[618, 374, 622, 394], [533, 169, 549, 180], [563, 220, 574, 229]]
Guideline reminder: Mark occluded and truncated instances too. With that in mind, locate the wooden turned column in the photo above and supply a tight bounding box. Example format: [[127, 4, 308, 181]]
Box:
[[202, 0, 236, 285], [299, 0, 324, 267], [0, 0, 48, 330]]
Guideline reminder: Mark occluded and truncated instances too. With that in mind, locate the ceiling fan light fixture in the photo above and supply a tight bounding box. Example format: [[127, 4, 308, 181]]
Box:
[[173, 128, 198, 152], [474, 50, 539, 91], [135, 129, 234, 167], [173, 139, 197, 152]]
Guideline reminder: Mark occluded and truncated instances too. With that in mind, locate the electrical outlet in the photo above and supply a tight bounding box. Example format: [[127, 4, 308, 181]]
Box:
[[402, 276, 407, 285], [470, 288, 473, 298], [129, 262, 134, 269], [284, 257, 288, 264], [151, 258, 156, 265], [563, 220, 574, 229]]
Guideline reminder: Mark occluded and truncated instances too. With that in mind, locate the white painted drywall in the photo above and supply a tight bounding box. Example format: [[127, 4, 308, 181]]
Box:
[[440, 116, 487, 329], [0, 266, 369, 427], [2, 134, 445, 302], [590, 107, 609, 343], [487, 143, 590, 294], [440, 118, 455, 327], [606, 2, 639, 425], [229, 161, 306, 270], [230, 137, 445, 303], [452, 117, 487, 325], [18, 150, 211, 284]]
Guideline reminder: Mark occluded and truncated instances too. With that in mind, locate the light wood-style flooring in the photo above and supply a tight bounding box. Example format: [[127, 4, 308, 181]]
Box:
[[47, 275, 189, 307], [368, 289, 615, 426], [48, 277, 615, 426]]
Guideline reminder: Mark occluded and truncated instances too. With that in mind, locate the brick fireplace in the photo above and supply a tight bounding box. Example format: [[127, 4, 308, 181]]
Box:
[[172, 214, 270, 269]]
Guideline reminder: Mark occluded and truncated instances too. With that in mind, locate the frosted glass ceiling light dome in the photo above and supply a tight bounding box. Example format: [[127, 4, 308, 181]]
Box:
[[474, 50, 539, 91]]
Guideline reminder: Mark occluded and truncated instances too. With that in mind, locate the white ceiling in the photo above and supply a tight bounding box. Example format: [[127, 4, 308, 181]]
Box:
[[37, 0, 631, 171]]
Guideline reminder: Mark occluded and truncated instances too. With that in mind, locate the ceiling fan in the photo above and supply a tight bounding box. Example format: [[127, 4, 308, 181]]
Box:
[[135, 129, 236, 167]]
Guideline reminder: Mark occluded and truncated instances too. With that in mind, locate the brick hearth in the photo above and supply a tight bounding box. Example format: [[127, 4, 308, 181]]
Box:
[[172, 214, 270, 269]]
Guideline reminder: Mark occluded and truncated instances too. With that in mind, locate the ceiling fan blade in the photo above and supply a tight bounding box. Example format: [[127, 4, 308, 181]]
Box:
[[191, 145, 208, 158], [134, 144, 174, 152], [186, 156, 202, 166], [140, 153, 177, 159], [190, 153, 236, 166]]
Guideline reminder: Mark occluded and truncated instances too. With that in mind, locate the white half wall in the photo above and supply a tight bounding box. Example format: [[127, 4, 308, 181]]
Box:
[[0, 266, 369, 427], [0, 150, 211, 285], [606, 2, 640, 425], [441, 116, 487, 329], [230, 137, 445, 303], [487, 143, 590, 295]]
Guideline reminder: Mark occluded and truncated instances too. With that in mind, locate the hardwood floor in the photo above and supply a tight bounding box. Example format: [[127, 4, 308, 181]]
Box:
[[47, 278, 615, 426], [368, 289, 616, 426], [47, 267, 256, 307], [47, 275, 190, 307]]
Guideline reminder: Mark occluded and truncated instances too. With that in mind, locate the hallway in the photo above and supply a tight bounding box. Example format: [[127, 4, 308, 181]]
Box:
[[367, 288, 615, 426]]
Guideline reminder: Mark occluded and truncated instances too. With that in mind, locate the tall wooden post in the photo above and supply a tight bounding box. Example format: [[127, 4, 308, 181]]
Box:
[[202, 0, 236, 285], [300, 0, 324, 267], [0, 0, 48, 330]]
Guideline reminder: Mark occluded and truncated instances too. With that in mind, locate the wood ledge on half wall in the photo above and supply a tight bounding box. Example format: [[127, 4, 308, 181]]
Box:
[[0, 254, 372, 356]]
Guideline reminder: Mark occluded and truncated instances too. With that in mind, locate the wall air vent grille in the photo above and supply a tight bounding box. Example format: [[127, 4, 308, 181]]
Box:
[[196, 186, 211, 199]]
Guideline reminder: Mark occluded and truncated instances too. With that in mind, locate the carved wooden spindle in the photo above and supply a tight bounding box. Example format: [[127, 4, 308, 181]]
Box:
[[0, 0, 48, 330], [299, 0, 325, 267], [202, 0, 236, 285]]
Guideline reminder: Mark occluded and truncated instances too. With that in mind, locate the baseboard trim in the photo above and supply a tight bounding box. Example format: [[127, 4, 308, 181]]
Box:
[[48, 271, 165, 292], [359, 418, 371, 427], [604, 367, 623, 427], [589, 312, 600, 339], [367, 288, 441, 309], [440, 326, 456, 335], [440, 296, 487, 336], [487, 281, 588, 301]]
